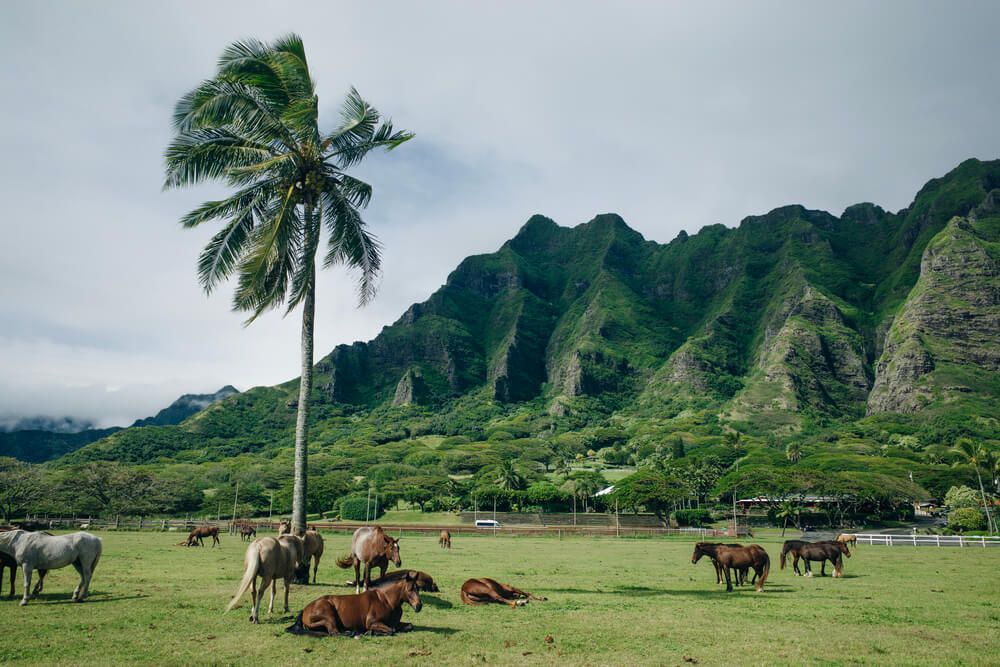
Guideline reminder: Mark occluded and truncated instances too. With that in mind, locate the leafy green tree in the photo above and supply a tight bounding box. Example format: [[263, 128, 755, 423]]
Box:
[[165, 35, 412, 534], [944, 485, 981, 510], [0, 458, 42, 522], [948, 507, 985, 532], [786, 442, 802, 464], [671, 436, 686, 459], [493, 459, 527, 492], [611, 469, 687, 524]]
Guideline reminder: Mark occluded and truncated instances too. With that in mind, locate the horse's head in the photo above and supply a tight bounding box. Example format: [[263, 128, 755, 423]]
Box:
[[384, 536, 401, 567], [691, 542, 707, 564], [277, 520, 291, 536], [837, 541, 851, 558], [414, 571, 439, 592], [402, 571, 423, 612]]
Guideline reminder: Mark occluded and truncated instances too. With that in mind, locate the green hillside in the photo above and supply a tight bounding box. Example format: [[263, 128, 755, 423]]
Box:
[[32, 158, 1000, 522]]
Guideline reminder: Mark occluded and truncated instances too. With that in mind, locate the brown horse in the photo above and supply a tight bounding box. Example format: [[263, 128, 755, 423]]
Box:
[[227, 534, 307, 623], [285, 572, 423, 636], [336, 526, 401, 593], [236, 520, 256, 542], [836, 533, 857, 547], [439, 530, 451, 549], [781, 540, 849, 577], [690, 542, 752, 585], [460, 578, 547, 608], [692, 543, 770, 592], [186, 525, 220, 547], [277, 521, 324, 584], [368, 569, 439, 593]]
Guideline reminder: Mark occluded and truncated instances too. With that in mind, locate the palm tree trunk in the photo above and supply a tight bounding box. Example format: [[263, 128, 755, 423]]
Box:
[[974, 468, 995, 535], [291, 256, 316, 537]]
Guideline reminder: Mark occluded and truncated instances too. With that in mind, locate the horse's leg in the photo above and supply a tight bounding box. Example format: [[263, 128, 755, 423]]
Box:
[[368, 621, 396, 635], [283, 575, 291, 613], [793, 553, 802, 576], [723, 563, 733, 592], [267, 576, 277, 614], [820, 559, 827, 577], [354, 559, 361, 594], [313, 554, 320, 584], [499, 582, 546, 601], [362, 562, 372, 592], [249, 575, 258, 623], [20, 566, 33, 606], [71, 559, 84, 600], [804, 559, 813, 577]]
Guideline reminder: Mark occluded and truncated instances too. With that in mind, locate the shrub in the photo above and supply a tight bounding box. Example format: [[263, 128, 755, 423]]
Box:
[[944, 485, 980, 510], [672, 508, 713, 527], [948, 507, 985, 532], [339, 495, 385, 521]]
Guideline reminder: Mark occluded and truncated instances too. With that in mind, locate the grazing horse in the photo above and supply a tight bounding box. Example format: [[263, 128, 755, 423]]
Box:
[[0, 526, 48, 599], [286, 572, 424, 636], [460, 578, 547, 608], [227, 534, 307, 623], [782, 540, 849, 577], [0, 530, 102, 606], [836, 533, 857, 547], [336, 526, 401, 593], [187, 525, 220, 548], [690, 542, 752, 585], [692, 543, 770, 592], [278, 521, 324, 584], [439, 530, 451, 549]]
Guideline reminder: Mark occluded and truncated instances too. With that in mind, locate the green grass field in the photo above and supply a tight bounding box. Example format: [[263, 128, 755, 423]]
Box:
[[0, 531, 997, 666]]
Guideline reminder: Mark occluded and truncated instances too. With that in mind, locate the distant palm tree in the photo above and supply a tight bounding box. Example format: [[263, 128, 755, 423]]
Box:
[[554, 457, 572, 480], [786, 442, 802, 464], [494, 460, 527, 492], [952, 438, 996, 534], [164, 35, 412, 534], [775, 500, 800, 536]]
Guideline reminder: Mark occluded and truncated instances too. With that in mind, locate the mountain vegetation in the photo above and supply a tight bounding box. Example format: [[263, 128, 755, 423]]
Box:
[[11, 158, 1000, 527]]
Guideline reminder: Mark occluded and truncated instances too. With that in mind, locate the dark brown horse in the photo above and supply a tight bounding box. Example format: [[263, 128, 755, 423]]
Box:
[[285, 572, 423, 636], [336, 526, 401, 593], [439, 530, 451, 549], [781, 540, 849, 577], [186, 525, 220, 547], [235, 520, 256, 542], [368, 569, 439, 593], [460, 578, 547, 608], [690, 542, 753, 585], [692, 543, 770, 592]]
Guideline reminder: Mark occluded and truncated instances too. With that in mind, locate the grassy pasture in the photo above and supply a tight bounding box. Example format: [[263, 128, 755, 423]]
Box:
[[0, 531, 997, 666]]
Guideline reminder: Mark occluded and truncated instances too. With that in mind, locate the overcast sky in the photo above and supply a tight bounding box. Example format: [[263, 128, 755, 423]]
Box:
[[2, 1, 999, 427]]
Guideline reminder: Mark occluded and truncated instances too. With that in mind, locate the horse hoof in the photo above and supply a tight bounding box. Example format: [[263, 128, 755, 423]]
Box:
[[19, 600, 28, 606]]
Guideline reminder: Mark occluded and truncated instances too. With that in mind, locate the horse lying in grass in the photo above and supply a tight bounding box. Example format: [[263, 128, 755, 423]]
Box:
[[278, 521, 324, 584], [460, 578, 547, 608], [781, 540, 850, 577], [285, 572, 424, 636], [227, 534, 307, 623], [368, 569, 439, 593], [692, 543, 770, 592], [336, 526, 401, 593], [0, 530, 102, 606], [186, 525, 220, 547]]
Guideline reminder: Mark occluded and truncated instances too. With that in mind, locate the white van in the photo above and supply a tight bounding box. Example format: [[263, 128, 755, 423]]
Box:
[[475, 519, 501, 529]]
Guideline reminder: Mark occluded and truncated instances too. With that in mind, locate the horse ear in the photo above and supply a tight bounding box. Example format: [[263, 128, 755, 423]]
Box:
[[406, 570, 417, 581]]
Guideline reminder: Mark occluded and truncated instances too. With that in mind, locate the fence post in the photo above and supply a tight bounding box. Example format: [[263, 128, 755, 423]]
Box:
[[888, 535, 892, 547], [982, 536, 987, 549], [936, 535, 940, 547], [960, 536, 964, 548]]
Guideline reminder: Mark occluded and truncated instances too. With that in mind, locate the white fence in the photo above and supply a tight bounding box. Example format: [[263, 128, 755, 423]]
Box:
[[854, 533, 1000, 548]]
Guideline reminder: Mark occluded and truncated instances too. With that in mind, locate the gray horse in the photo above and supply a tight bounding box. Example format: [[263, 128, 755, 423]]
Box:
[[0, 530, 102, 605]]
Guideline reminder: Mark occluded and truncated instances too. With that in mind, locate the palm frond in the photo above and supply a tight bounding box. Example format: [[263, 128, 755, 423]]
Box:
[[322, 185, 382, 305], [164, 128, 277, 188], [287, 203, 322, 313]]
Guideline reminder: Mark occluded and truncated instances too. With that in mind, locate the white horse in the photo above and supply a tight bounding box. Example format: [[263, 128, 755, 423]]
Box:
[[0, 530, 102, 606]]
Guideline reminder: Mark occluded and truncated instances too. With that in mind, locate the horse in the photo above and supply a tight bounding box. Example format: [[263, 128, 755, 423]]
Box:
[[336, 526, 401, 593], [0, 530, 102, 606], [460, 578, 547, 608], [0, 525, 48, 599], [836, 533, 857, 547], [781, 540, 849, 577], [277, 521, 324, 584], [285, 572, 424, 636], [439, 530, 451, 549], [690, 542, 752, 585], [226, 534, 307, 623], [691, 543, 769, 592], [186, 525, 220, 548], [368, 569, 439, 593]]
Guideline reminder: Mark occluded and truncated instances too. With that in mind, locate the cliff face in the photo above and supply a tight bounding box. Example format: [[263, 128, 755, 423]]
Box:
[[302, 159, 1000, 429]]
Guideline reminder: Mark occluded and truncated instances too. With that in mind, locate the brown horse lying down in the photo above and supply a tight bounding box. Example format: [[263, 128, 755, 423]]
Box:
[[460, 578, 547, 608], [692, 543, 770, 592], [368, 569, 439, 593], [186, 525, 220, 547], [781, 540, 849, 577], [285, 572, 423, 636]]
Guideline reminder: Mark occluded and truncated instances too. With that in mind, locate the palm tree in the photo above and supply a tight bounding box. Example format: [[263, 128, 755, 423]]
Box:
[[952, 438, 996, 534], [785, 442, 802, 464], [494, 460, 527, 492], [164, 35, 412, 534], [775, 500, 800, 537]]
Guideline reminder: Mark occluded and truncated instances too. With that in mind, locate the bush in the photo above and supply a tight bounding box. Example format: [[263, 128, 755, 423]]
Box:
[[948, 507, 985, 532], [944, 485, 980, 510], [339, 496, 385, 521], [672, 508, 713, 527]]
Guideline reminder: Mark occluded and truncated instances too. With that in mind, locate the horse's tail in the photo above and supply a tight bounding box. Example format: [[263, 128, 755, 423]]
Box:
[[780, 544, 788, 570], [335, 553, 354, 569], [756, 553, 770, 592], [226, 542, 260, 612]]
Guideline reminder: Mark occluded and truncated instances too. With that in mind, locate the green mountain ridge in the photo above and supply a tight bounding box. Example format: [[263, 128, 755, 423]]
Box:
[[53, 159, 1000, 499]]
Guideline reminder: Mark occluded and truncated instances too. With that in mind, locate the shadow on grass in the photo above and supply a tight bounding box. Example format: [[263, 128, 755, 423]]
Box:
[[15, 592, 149, 605], [544, 585, 795, 597], [421, 594, 454, 609]]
